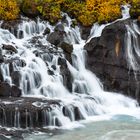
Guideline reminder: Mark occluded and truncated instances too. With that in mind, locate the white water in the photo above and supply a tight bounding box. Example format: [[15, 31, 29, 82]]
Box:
[[125, 21, 140, 72], [0, 12, 140, 129]]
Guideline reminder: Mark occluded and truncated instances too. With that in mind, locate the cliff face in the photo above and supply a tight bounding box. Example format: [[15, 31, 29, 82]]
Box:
[[84, 19, 140, 102]]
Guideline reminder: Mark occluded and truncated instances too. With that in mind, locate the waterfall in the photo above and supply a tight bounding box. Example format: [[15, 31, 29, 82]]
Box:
[[125, 21, 140, 72], [0, 15, 140, 129]]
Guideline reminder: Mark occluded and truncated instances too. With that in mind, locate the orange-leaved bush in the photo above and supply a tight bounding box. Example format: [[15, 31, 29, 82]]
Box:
[[0, 0, 19, 20]]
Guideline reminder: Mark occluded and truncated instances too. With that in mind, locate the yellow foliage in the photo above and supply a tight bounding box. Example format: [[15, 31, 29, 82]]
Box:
[[0, 0, 19, 20], [0, 0, 139, 26]]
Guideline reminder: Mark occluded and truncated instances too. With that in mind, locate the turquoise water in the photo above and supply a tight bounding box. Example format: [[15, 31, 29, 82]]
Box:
[[25, 115, 140, 140]]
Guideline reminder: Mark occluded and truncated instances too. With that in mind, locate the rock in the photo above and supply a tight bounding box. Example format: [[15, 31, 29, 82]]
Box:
[[47, 32, 65, 46], [43, 27, 50, 35], [2, 44, 18, 53], [47, 24, 66, 46], [84, 19, 140, 101], [47, 69, 54, 75], [0, 49, 4, 63], [0, 69, 4, 82], [58, 42, 73, 54], [58, 57, 67, 66], [80, 26, 91, 40], [58, 57, 73, 92], [0, 82, 11, 97], [1, 20, 21, 37], [51, 65, 56, 70], [61, 15, 69, 26], [0, 97, 62, 128], [11, 71, 21, 87], [58, 42, 73, 63], [11, 85, 22, 97], [18, 30, 24, 39], [54, 24, 65, 32]]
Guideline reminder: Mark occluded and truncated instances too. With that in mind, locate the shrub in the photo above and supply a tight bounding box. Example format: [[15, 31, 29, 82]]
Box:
[[0, 0, 19, 20], [130, 0, 140, 18], [0, 0, 139, 26]]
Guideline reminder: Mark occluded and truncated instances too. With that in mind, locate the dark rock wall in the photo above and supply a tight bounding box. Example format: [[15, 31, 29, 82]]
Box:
[[85, 19, 140, 102]]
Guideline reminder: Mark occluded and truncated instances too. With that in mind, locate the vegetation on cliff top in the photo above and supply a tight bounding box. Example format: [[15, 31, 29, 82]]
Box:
[[0, 0, 139, 26]]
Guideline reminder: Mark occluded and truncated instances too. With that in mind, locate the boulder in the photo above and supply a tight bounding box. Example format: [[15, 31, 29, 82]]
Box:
[[47, 24, 66, 46], [84, 19, 140, 101], [47, 31, 64, 46]]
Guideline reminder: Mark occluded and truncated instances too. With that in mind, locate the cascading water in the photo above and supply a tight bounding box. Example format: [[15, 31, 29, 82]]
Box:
[[0, 12, 140, 130], [125, 21, 140, 72]]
